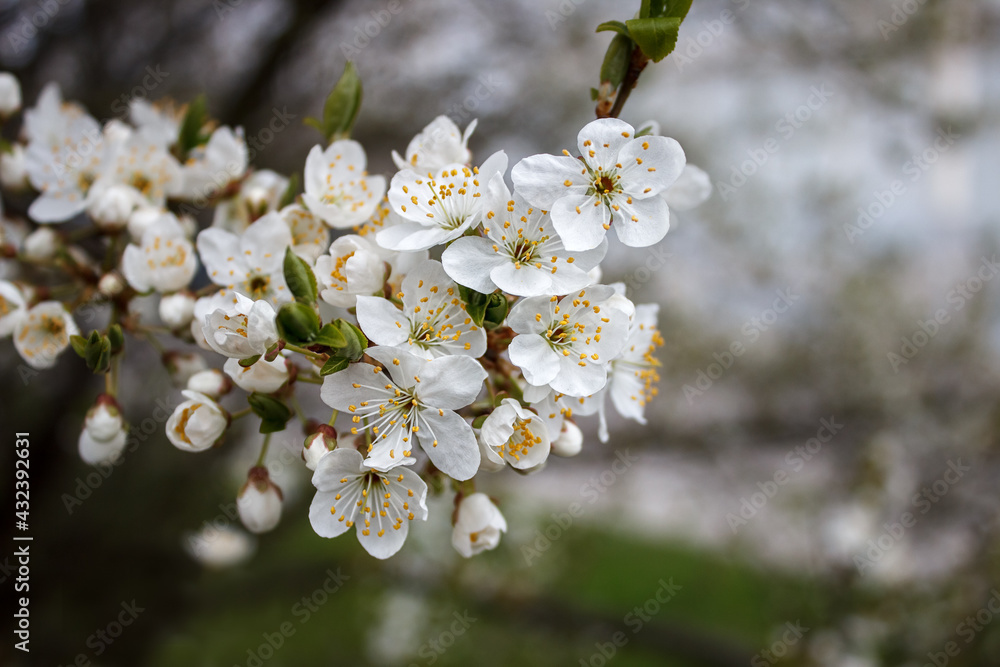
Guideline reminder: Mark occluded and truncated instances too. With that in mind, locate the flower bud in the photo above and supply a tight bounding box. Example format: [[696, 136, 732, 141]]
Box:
[[451, 493, 507, 558], [0, 144, 28, 189], [184, 525, 255, 568], [162, 350, 208, 386], [302, 424, 337, 471], [127, 205, 162, 242], [159, 291, 196, 329], [237, 466, 283, 534], [165, 390, 227, 452], [78, 395, 127, 465], [98, 271, 126, 297], [551, 420, 583, 457], [186, 368, 231, 399], [88, 184, 139, 230], [0, 73, 21, 118], [224, 356, 289, 394], [22, 227, 58, 261]]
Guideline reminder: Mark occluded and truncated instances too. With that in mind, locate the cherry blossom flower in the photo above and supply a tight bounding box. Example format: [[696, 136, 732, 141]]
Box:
[[391, 115, 477, 174], [201, 292, 279, 359], [506, 284, 629, 397], [314, 233, 387, 309], [522, 382, 598, 438], [159, 291, 196, 329], [380, 151, 507, 251], [212, 169, 289, 232], [441, 176, 606, 296], [452, 493, 506, 558], [0, 280, 27, 336], [197, 211, 293, 305], [78, 395, 127, 465], [13, 301, 78, 369], [166, 390, 228, 452], [664, 164, 711, 211], [302, 140, 385, 229], [355, 259, 486, 359], [511, 117, 685, 251], [551, 420, 583, 457], [320, 346, 486, 480], [280, 204, 330, 265], [238, 467, 283, 534], [223, 355, 290, 394], [186, 368, 231, 399], [0, 72, 21, 117], [302, 425, 337, 471], [596, 303, 663, 442], [479, 398, 551, 470], [177, 126, 248, 199], [308, 447, 429, 560], [121, 212, 198, 293]]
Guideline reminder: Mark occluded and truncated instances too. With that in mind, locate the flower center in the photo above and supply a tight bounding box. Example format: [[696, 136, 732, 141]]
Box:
[[247, 274, 271, 299]]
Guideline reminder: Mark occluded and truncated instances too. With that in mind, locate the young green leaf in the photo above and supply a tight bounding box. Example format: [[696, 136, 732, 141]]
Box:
[[177, 94, 209, 159], [625, 16, 682, 62], [595, 20, 631, 37], [278, 172, 300, 209], [283, 246, 318, 303], [276, 302, 320, 345], [313, 323, 347, 349], [319, 356, 351, 376], [305, 61, 363, 143], [600, 33, 634, 87], [247, 393, 292, 433]]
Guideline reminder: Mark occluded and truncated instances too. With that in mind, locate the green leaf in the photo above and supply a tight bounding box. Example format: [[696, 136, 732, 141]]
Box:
[[471, 414, 488, 429], [80, 330, 111, 373], [70, 335, 88, 358], [247, 393, 292, 433], [328, 319, 366, 361], [283, 246, 318, 303], [239, 354, 261, 368], [305, 61, 363, 143], [177, 94, 209, 159], [600, 33, 634, 86], [590, 87, 600, 101], [107, 323, 124, 353], [595, 20, 630, 37], [659, 0, 692, 19], [625, 16, 682, 63], [313, 323, 347, 349], [635, 123, 657, 137], [458, 285, 492, 328], [278, 173, 300, 209], [483, 293, 509, 330], [275, 302, 320, 345], [319, 356, 350, 376]]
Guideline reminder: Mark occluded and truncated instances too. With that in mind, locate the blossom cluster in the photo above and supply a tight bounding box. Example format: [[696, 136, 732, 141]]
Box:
[[0, 72, 709, 560]]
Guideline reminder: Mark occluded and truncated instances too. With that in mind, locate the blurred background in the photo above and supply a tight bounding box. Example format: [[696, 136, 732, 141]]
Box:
[[1, 0, 999, 665]]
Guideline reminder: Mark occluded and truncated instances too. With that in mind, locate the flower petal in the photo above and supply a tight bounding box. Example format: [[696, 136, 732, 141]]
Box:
[[550, 194, 609, 251], [416, 409, 480, 481], [510, 154, 588, 208], [508, 334, 560, 387], [611, 195, 670, 248], [416, 355, 486, 409]]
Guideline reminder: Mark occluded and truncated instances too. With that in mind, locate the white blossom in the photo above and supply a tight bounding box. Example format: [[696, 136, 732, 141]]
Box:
[[0, 144, 28, 189], [186, 368, 231, 399], [223, 355, 290, 393], [78, 396, 128, 465], [201, 292, 278, 359], [184, 525, 255, 568], [177, 126, 248, 199], [320, 346, 486, 479], [380, 151, 507, 251], [479, 398, 550, 470], [280, 203, 329, 265], [391, 115, 477, 174], [452, 493, 506, 558], [237, 467, 283, 534], [166, 390, 227, 452], [302, 425, 337, 471], [442, 175, 606, 296], [355, 259, 486, 360], [212, 169, 289, 232], [664, 164, 711, 211], [197, 212, 293, 305], [522, 382, 599, 437], [551, 420, 583, 457], [302, 140, 385, 229], [13, 301, 78, 369], [506, 284, 629, 397], [314, 233, 387, 309], [0, 281, 27, 336], [308, 447, 428, 559], [121, 212, 198, 293], [22, 227, 58, 261], [0, 72, 22, 117], [511, 118, 685, 250], [159, 291, 196, 329]]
